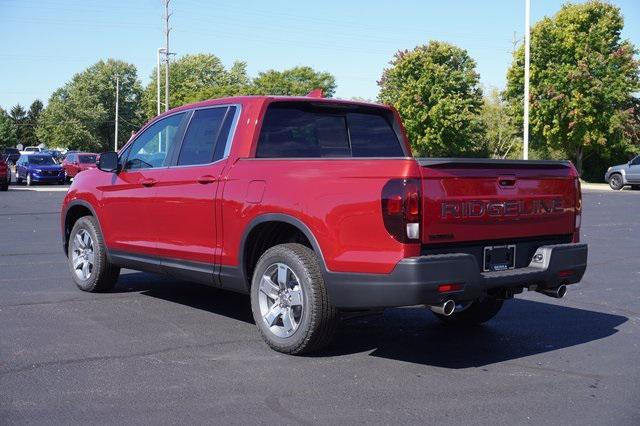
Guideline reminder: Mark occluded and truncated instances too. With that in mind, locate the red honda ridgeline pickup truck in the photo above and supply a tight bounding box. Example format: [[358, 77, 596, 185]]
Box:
[[61, 95, 587, 354]]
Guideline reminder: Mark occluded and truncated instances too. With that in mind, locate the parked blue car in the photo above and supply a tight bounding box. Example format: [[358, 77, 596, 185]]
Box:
[[15, 154, 65, 186]]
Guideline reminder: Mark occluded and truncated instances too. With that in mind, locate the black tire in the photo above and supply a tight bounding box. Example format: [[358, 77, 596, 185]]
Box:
[[0, 177, 8, 191], [433, 297, 504, 326], [16, 176, 22, 184], [608, 173, 624, 190], [68, 216, 120, 292], [250, 243, 337, 355]]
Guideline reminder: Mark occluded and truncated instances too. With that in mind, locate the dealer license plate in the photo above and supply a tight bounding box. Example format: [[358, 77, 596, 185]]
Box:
[[483, 245, 516, 272]]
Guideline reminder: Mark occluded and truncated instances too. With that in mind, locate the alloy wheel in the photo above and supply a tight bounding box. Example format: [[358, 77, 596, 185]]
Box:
[[71, 229, 95, 281], [258, 263, 304, 338], [610, 175, 622, 190]]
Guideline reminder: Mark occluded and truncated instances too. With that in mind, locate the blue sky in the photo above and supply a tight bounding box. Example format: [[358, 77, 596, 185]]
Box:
[[1, 0, 639, 109]]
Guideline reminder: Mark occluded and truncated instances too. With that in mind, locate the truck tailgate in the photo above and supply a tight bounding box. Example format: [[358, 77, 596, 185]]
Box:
[[418, 158, 578, 245]]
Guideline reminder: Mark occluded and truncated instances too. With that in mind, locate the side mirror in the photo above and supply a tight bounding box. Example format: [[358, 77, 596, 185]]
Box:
[[97, 152, 119, 173]]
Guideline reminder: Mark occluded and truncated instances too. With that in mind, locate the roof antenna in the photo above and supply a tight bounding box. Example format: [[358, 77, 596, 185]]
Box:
[[306, 88, 324, 98]]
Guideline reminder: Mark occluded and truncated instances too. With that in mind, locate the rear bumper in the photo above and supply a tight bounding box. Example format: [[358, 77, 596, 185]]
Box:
[[324, 243, 588, 309]]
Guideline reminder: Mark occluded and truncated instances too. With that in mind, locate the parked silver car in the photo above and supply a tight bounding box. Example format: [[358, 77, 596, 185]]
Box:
[[604, 155, 640, 190]]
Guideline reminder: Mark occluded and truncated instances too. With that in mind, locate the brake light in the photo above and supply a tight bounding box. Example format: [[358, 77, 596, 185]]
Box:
[[382, 178, 421, 242], [574, 178, 582, 242]]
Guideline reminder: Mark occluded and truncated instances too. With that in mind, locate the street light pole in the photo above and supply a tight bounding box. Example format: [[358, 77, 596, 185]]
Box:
[[114, 74, 119, 151], [523, 0, 531, 160]]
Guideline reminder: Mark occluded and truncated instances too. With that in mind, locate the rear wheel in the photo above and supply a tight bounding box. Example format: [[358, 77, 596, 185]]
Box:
[[250, 243, 337, 355], [608, 173, 624, 190], [0, 176, 8, 191], [68, 216, 120, 292], [433, 297, 504, 326]]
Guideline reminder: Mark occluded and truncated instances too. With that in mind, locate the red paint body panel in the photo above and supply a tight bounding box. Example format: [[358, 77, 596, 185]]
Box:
[[98, 168, 166, 255], [420, 166, 578, 244], [220, 158, 421, 274], [153, 163, 227, 264], [61, 96, 580, 281], [0, 156, 8, 179]]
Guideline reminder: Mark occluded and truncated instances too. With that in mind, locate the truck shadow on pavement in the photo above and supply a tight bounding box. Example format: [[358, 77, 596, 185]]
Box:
[[325, 300, 627, 368], [116, 272, 627, 368]]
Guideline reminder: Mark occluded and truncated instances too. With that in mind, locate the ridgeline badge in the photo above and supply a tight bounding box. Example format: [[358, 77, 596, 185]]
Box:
[[441, 199, 564, 219]]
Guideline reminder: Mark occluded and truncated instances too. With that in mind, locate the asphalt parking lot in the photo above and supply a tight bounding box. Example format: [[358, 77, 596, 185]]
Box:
[[1, 186, 639, 425]]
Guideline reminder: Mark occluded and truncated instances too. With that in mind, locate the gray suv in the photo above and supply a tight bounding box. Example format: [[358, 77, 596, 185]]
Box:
[[605, 155, 640, 190]]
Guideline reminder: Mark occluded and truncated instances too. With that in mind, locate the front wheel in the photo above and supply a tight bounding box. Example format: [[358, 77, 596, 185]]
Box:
[[26, 173, 33, 186], [433, 297, 504, 326], [608, 173, 624, 190], [68, 216, 120, 292], [250, 243, 337, 355]]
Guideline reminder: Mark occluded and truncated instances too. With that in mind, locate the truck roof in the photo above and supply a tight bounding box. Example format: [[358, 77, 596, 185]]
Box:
[[157, 95, 392, 119]]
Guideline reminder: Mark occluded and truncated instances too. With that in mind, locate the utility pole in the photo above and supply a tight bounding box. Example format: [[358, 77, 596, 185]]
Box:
[[163, 0, 172, 112], [157, 47, 166, 116], [511, 31, 520, 56], [523, 0, 531, 160], [114, 74, 119, 151]]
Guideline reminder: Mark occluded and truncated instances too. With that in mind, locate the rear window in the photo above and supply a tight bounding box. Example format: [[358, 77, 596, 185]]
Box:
[[79, 155, 97, 164], [256, 103, 405, 158]]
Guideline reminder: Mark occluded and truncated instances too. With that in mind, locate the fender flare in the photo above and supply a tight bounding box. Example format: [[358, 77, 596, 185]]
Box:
[[238, 213, 328, 287], [62, 199, 104, 256], [620, 169, 628, 184]]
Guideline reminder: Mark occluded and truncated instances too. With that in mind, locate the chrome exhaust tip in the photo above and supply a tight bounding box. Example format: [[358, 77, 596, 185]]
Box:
[[429, 299, 456, 316], [536, 285, 567, 299]]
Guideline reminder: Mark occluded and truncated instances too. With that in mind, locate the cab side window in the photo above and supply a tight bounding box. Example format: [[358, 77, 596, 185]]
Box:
[[177, 107, 234, 166], [124, 113, 186, 170], [631, 156, 640, 166]]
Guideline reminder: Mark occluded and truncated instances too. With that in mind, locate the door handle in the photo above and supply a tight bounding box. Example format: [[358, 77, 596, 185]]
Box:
[[197, 175, 217, 184], [141, 178, 157, 187]]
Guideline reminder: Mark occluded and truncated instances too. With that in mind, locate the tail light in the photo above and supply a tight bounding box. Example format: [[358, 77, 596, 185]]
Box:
[[381, 178, 421, 242], [574, 178, 582, 242]]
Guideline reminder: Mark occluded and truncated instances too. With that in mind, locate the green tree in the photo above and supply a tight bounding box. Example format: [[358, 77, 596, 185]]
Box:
[[504, 1, 640, 175], [480, 88, 522, 159], [251, 66, 336, 97], [0, 108, 17, 148], [21, 100, 44, 147], [10, 104, 28, 146], [37, 59, 143, 152], [378, 41, 485, 157], [141, 54, 250, 119]]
